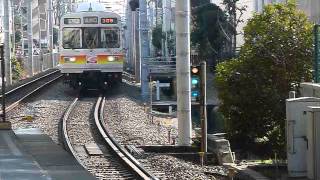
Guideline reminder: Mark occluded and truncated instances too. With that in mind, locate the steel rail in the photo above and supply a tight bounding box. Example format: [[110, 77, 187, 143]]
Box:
[[94, 96, 158, 180], [0, 69, 60, 98], [0, 72, 62, 114], [60, 97, 86, 167]]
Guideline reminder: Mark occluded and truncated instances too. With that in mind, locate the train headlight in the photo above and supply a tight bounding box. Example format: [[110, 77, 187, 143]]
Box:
[[64, 57, 76, 63], [107, 56, 115, 62]]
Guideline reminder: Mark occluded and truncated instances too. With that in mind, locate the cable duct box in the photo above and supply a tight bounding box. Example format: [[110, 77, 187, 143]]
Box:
[[286, 97, 320, 177]]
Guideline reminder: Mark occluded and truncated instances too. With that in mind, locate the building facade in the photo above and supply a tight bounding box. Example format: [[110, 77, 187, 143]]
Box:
[[212, 0, 320, 48], [255, 0, 320, 23]]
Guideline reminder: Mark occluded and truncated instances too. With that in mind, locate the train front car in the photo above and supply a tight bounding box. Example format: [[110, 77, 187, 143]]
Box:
[[58, 10, 123, 89]]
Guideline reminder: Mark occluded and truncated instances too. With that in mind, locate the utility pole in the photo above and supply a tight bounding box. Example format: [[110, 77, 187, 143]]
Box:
[[4, 0, 12, 85], [231, 0, 237, 54], [176, 0, 192, 146], [163, 0, 171, 58], [11, 1, 15, 59], [155, 0, 158, 26], [27, 0, 34, 76], [139, 0, 150, 101], [48, 0, 54, 67]]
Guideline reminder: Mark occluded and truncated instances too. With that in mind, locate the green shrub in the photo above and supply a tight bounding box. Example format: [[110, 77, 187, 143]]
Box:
[[215, 1, 313, 157], [11, 57, 24, 81]]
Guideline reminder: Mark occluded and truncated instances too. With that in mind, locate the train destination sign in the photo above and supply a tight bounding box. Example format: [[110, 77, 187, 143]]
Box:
[[64, 18, 81, 24], [101, 18, 118, 24], [84, 17, 98, 24]]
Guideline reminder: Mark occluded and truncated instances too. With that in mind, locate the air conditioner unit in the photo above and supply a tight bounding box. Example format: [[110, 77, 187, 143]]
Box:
[[286, 97, 320, 177]]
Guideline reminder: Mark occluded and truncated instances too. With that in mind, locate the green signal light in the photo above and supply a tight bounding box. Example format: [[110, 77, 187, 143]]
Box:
[[191, 91, 199, 97], [191, 79, 199, 85]]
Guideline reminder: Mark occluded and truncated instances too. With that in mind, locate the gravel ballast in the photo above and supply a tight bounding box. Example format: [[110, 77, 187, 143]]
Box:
[[104, 85, 229, 179], [7, 81, 76, 143]]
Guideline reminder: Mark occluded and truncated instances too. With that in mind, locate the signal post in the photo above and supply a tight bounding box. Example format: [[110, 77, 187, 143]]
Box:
[[191, 63, 207, 165]]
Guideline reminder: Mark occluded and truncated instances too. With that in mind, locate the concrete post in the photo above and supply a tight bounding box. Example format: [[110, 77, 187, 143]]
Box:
[[27, 0, 34, 76], [125, 6, 131, 70], [48, 0, 54, 68], [4, 0, 12, 84], [139, 0, 150, 101], [176, 0, 192, 145]]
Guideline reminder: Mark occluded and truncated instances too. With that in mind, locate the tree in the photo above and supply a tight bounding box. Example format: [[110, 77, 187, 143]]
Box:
[[53, 27, 59, 45], [215, 1, 313, 157], [223, 0, 247, 54], [152, 25, 164, 55], [191, 2, 232, 65]]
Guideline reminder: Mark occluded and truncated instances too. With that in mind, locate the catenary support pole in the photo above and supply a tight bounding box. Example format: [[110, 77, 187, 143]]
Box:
[[139, 0, 150, 101], [27, 0, 34, 76], [176, 0, 192, 145], [48, 0, 54, 68], [4, 0, 12, 85]]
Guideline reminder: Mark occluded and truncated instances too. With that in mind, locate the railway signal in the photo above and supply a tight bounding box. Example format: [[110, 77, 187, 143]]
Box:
[[191, 62, 208, 165], [191, 65, 200, 102]]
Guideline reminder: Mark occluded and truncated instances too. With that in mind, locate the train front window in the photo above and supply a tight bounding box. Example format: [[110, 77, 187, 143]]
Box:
[[101, 28, 120, 48], [62, 28, 81, 49], [83, 28, 99, 49]]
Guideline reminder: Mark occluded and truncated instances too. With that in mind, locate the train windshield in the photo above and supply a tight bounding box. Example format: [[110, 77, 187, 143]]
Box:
[[62, 28, 81, 49], [101, 28, 120, 48], [83, 28, 99, 49]]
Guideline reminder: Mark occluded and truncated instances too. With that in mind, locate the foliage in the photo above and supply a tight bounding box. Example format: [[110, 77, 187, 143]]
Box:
[[222, 0, 247, 33], [215, 1, 313, 157], [166, 30, 176, 56], [191, 2, 231, 64], [191, 0, 210, 7], [152, 25, 164, 53], [15, 31, 22, 44], [11, 57, 23, 81], [222, 0, 247, 54]]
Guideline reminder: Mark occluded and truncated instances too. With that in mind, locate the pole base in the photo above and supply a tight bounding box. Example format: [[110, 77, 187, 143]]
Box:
[[0, 121, 12, 130]]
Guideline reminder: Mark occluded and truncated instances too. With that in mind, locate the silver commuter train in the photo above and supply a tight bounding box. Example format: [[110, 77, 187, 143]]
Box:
[[58, 7, 123, 88]]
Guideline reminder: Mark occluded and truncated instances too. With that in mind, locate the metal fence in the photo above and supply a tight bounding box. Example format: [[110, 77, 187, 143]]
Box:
[[25, 52, 59, 76], [145, 56, 176, 75]]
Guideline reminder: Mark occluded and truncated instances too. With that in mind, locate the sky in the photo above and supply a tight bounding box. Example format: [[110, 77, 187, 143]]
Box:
[[74, 0, 127, 16]]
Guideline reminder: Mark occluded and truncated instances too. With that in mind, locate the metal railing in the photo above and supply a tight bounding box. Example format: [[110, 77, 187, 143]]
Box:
[[145, 56, 176, 75]]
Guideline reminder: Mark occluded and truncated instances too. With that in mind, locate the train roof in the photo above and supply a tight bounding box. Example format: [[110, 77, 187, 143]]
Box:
[[62, 11, 121, 19]]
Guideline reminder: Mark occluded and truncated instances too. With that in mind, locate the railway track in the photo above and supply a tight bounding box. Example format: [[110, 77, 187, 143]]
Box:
[[62, 94, 158, 179], [0, 69, 62, 114]]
